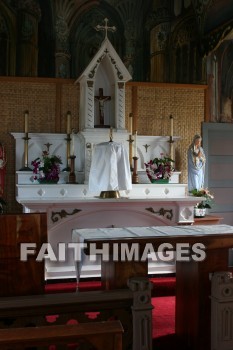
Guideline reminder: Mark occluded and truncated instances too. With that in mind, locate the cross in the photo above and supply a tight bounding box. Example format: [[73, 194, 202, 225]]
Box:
[[44, 142, 52, 153], [95, 18, 116, 39], [95, 88, 111, 125], [143, 144, 150, 153]]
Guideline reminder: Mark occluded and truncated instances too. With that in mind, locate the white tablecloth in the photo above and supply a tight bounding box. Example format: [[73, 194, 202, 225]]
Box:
[[73, 224, 233, 240]]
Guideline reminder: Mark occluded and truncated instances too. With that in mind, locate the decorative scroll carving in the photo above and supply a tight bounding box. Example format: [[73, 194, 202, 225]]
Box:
[[88, 53, 105, 78], [108, 53, 124, 79], [51, 209, 81, 223], [145, 207, 173, 221]]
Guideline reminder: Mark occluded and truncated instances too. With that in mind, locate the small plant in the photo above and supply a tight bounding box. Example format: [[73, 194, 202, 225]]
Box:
[[190, 188, 214, 209]]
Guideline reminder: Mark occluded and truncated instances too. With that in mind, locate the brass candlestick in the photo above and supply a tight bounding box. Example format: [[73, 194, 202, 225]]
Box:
[[127, 134, 134, 171], [168, 135, 175, 161], [19, 133, 32, 171], [109, 126, 113, 142], [132, 156, 139, 184], [68, 155, 77, 184], [62, 134, 71, 172]]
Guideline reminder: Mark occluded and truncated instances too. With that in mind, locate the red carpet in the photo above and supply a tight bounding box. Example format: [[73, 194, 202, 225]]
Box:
[[152, 296, 175, 339], [45, 276, 176, 297]]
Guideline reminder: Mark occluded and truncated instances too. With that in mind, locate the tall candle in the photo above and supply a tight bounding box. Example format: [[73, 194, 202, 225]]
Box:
[[129, 113, 133, 134], [134, 130, 137, 157], [24, 111, 29, 133], [67, 112, 71, 134], [170, 115, 173, 137]]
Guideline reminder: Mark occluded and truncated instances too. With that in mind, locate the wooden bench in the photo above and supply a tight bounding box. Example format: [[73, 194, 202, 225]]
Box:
[[0, 320, 123, 350], [0, 277, 153, 350]]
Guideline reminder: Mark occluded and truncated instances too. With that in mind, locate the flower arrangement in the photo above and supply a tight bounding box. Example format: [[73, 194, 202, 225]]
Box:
[[189, 188, 214, 208], [144, 154, 174, 182], [31, 151, 62, 183]]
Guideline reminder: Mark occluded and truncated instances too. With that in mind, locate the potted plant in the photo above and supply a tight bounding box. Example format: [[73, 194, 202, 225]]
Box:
[[144, 153, 174, 183], [189, 188, 214, 217], [31, 150, 62, 184]]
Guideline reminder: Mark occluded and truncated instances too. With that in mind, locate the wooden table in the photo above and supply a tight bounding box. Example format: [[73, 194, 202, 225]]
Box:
[[76, 225, 233, 350], [194, 214, 223, 225]]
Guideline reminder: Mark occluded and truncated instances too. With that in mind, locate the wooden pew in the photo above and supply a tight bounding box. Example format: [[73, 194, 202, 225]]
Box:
[[0, 277, 153, 350], [0, 320, 123, 350]]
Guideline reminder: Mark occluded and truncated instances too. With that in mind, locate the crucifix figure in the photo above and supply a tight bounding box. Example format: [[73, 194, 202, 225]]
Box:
[[44, 142, 52, 153], [95, 88, 111, 126], [143, 144, 150, 153]]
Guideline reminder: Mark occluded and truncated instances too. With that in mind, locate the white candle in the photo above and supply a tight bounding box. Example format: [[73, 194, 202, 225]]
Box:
[[24, 111, 29, 133], [134, 130, 137, 157], [67, 112, 71, 134], [129, 113, 133, 134], [170, 115, 173, 137]]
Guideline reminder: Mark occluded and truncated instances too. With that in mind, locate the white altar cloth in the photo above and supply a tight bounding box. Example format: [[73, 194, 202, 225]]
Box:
[[72, 225, 233, 281], [89, 141, 132, 191]]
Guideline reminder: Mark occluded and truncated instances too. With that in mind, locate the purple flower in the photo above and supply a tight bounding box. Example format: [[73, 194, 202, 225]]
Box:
[[31, 152, 62, 183], [144, 154, 174, 181]]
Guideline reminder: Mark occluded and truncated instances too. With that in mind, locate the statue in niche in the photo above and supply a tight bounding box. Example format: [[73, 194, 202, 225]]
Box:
[[94, 88, 111, 127]]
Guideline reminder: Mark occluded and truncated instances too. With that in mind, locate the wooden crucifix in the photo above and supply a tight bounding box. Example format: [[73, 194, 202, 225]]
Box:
[[95, 88, 111, 126]]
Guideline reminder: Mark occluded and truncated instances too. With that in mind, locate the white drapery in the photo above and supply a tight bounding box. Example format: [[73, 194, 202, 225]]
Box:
[[89, 141, 132, 192]]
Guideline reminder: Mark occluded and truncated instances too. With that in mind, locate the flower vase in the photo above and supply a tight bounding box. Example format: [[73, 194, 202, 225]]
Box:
[[151, 179, 169, 184], [38, 177, 59, 184], [194, 207, 206, 218]]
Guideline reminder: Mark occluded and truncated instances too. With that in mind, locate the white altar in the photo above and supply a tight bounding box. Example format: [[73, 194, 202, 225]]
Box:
[[15, 174, 198, 279], [12, 129, 197, 279]]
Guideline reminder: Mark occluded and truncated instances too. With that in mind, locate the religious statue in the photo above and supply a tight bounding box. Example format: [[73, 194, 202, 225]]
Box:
[[187, 134, 206, 191], [95, 88, 111, 126]]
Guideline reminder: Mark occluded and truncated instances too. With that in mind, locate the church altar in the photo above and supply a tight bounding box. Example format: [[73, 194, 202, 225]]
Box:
[[12, 132, 198, 279], [11, 32, 200, 279], [15, 176, 198, 279]]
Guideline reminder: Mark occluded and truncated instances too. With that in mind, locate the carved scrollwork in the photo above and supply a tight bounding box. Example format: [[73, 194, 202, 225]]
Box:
[[51, 209, 82, 223], [145, 207, 173, 221]]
